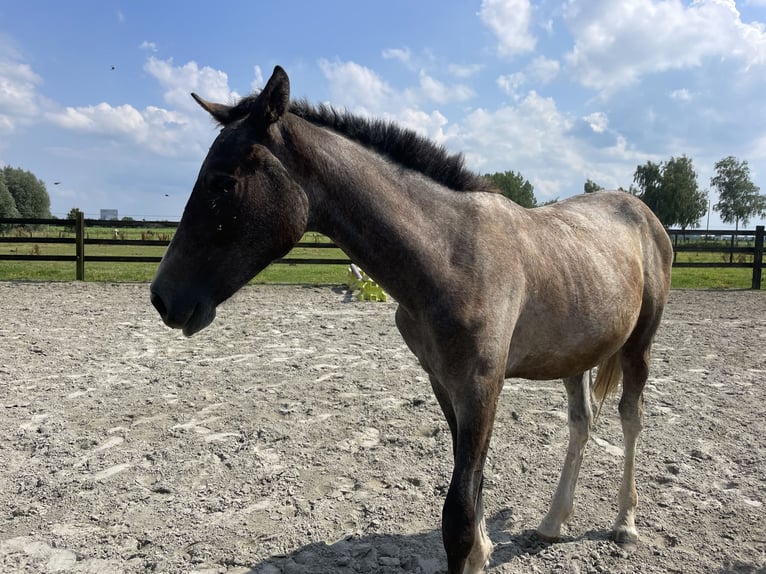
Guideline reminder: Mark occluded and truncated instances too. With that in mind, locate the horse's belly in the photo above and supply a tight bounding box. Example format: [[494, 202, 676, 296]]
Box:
[[504, 310, 635, 380], [505, 345, 616, 380]]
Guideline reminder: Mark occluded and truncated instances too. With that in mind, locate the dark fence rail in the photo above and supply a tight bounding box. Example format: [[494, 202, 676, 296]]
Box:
[[667, 226, 763, 289], [0, 214, 350, 279], [1, 216, 763, 288]]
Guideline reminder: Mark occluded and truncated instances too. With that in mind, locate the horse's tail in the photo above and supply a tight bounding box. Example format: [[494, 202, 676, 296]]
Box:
[[592, 353, 623, 420]]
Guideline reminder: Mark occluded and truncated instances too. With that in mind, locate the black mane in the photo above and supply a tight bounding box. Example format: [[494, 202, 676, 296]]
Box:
[[288, 100, 495, 193]]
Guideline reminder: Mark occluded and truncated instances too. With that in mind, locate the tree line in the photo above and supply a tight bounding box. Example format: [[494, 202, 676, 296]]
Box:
[[486, 155, 765, 230], [3, 156, 764, 231], [0, 166, 52, 219]]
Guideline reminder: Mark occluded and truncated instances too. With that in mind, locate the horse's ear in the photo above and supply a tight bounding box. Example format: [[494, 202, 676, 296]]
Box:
[[260, 65, 290, 124], [191, 66, 289, 127], [191, 93, 236, 125]]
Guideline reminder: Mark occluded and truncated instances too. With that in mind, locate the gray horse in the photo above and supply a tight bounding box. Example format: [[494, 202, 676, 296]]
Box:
[[150, 66, 673, 573]]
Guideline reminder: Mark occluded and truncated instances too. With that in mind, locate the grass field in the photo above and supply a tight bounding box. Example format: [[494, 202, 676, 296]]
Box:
[[0, 260, 350, 284], [0, 226, 762, 289], [0, 228, 350, 284]]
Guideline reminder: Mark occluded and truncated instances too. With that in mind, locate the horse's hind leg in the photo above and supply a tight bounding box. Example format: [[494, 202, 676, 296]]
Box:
[[538, 372, 593, 540], [613, 299, 665, 546], [613, 347, 649, 546]]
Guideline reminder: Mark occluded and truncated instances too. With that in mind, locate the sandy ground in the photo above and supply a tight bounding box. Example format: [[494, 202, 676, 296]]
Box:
[[0, 283, 764, 574]]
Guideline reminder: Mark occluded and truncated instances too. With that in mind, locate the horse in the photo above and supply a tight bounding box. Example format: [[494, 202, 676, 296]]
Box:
[[150, 66, 673, 574]]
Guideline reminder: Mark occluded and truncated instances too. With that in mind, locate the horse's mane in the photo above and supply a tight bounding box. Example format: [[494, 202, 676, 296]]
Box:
[[288, 100, 495, 193]]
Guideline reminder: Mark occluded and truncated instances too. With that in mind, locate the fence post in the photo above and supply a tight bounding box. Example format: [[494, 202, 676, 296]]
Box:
[[75, 211, 85, 280], [753, 225, 764, 290]]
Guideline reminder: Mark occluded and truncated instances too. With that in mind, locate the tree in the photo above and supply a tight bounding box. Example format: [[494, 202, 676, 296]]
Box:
[[584, 179, 603, 194], [660, 156, 708, 229], [484, 170, 537, 208], [2, 166, 52, 218], [0, 172, 20, 218], [632, 156, 707, 228], [710, 156, 765, 231], [63, 207, 83, 231]]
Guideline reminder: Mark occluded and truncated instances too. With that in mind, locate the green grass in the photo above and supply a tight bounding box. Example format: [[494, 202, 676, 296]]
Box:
[[0, 227, 762, 288], [0, 261, 350, 284], [0, 231, 350, 284], [670, 247, 760, 289], [252, 263, 349, 284], [670, 267, 755, 289], [1, 257, 759, 289]]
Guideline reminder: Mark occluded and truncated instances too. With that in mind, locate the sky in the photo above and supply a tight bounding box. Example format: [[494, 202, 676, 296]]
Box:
[[1, 0, 765, 229]]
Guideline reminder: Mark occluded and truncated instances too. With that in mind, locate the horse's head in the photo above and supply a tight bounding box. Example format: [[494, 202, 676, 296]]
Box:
[[151, 66, 308, 335]]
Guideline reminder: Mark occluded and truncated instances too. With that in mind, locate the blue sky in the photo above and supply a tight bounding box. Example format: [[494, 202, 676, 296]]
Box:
[[1, 0, 765, 228]]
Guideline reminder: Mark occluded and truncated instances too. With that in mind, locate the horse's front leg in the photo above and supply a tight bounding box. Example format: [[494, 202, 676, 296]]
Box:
[[434, 376, 500, 574]]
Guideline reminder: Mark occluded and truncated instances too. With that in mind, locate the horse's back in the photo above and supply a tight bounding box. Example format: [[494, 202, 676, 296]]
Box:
[[501, 191, 672, 379], [533, 191, 672, 289]]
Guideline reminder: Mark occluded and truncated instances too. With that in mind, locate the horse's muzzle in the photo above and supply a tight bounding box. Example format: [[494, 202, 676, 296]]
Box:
[[150, 287, 216, 336]]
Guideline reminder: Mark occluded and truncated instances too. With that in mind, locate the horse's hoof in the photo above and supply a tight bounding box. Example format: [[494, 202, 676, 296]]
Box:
[[462, 558, 490, 574], [535, 528, 559, 543], [536, 520, 561, 542], [463, 540, 493, 573], [613, 527, 639, 551]]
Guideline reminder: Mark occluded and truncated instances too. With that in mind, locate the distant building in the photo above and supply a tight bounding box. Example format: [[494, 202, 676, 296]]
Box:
[[100, 209, 118, 220]]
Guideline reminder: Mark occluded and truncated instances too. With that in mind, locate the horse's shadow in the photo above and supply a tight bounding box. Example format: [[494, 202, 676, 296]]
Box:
[[244, 509, 613, 573]]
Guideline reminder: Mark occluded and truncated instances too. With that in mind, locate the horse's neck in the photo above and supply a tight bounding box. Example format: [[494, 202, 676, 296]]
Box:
[[285, 121, 463, 305]]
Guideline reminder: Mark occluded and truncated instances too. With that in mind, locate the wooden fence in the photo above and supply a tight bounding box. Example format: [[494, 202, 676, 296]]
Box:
[[1, 215, 764, 289], [0, 214, 349, 280], [668, 226, 764, 290]]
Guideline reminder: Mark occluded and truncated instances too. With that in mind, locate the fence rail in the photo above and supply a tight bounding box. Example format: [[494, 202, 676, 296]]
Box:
[[0, 214, 350, 279], [667, 226, 764, 289], [1, 216, 763, 288]]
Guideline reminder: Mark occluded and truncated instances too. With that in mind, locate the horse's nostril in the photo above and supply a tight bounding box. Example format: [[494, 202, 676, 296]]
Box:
[[150, 291, 167, 317]]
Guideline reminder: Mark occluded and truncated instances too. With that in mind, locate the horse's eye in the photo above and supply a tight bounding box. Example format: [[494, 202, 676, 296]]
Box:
[[209, 175, 237, 196]]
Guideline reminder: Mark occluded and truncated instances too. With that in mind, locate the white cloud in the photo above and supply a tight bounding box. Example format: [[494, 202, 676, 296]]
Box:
[[479, 0, 536, 57], [316, 57, 628, 198], [747, 133, 766, 161], [0, 59, 44, 132], [45, 102, 193, 156], [319, 59, 395, 113], [527, 56, 560, 83], [144, 57, 240, 110], [584, 111, 608, 133], [563, 0, 766, 92], [396, 108, 450, 144], [449, 91, 583, 195], [410, 71, 474, 104], [669, 88, 692, 101], [448, 63, 483, 79], [43, 55, 231, 158], [319, 58, 473, 114], [47, 103, 143, 132], [251, 65, 264, 92], [445, 91, 655, 196], [316, 58, 476, 149], [382, 47, 412, 64], [496, 56, 558, 99], [497, 72, 526, 97], [497, 56, 558, 100], [140, 41, 158, 52]]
